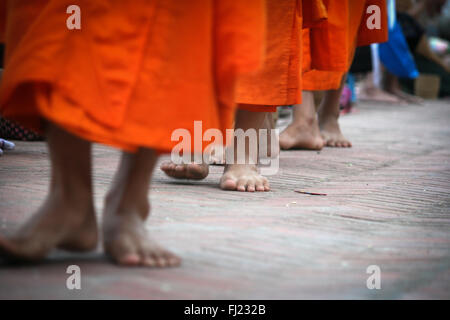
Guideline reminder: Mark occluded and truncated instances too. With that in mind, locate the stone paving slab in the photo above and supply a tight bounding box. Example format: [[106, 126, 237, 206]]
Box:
[[0, 101, 449, 299]]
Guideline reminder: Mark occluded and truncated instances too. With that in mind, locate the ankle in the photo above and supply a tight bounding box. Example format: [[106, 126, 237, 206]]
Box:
[[290, 115, 318, 129], [318, 109, 339, 123], [118, 201, 150, 220], [106, 189, 150, 220], [224, 163, 258, 172], [225, 150, 259, 166], [51, 185, 93, 209]]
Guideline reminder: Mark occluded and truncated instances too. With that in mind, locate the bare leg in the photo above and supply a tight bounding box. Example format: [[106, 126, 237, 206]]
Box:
[[318, 76, 352, 148], [220, 108, 270, 192], [262, 112, 279, 158], [279, 91, 324, 150], [0, 123, 97, 261], [103, 149, 181, 267]]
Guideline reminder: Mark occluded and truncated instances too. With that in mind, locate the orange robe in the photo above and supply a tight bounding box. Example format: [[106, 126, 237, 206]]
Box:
[[303, 0, 388, 91], [236, 0, 303, 112], [0, 0, 265, 153], [237, 0, 388, 113]]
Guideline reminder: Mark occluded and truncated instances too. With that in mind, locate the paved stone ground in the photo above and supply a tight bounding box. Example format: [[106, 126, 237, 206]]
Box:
[[0, 100, 449, 299]]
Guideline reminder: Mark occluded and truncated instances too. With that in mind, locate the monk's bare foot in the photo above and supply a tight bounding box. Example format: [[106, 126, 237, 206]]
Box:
[[383, 70, 424, 105], [279, 118, 324, 150], [103, 193, 181, 267], [319, 115, 352, 148], [0, 193, 97, 262], [160, 161, 209, 180], [388, 88, 424, 105], [104, 150, 181, 267], [358, 86, 403, 103], [220, 164, 270, 192], [103, 213, 181, 267]]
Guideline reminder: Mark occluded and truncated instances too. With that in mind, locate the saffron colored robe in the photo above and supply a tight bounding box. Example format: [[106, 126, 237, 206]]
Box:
[[236, 0, 388, 113], [303, 0, 388, 91], [0, 0, 265, 152]]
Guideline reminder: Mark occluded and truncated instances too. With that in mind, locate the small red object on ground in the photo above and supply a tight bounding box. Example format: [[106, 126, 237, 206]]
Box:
[[294, 190, 327, 196]]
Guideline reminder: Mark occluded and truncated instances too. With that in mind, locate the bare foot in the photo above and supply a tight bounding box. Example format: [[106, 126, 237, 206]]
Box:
[[383, 69, 424, 104], [104, 150, 181, 267], [160, 161, 209, 180], [220, 164, 270, 192], [279, 118, 324, 150], [358, 85, 404, 103], [0, 193, 97, 262], [319, 115, 352, 148], [389, 88, 424, 105], [103, 193, 181, 267]]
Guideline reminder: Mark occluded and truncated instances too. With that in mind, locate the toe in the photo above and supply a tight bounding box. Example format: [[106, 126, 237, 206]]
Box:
[[161, 162, 180, 177], [186, 163, 209, 179], [246, 180, 256, 192], [155, 249, 181, 267], [118, 253, 141, 266], [255, 180, 265, 192], [220, 178, 237, 190], [151, 253, 168, 267], [314, 140, 324, 150], [139, 243, 180, 268], [105, 235, 141, 266], [160, 161, 169, 170], [142, 255, 157, 267], [262, 178, 270, 191], [140, 247, 157, 267], [168, 256, 181, 267], [160, 161, 174, 171], [236, 178, 248, 192], [152, 247, 180, 267], [317, 138, 325, 149], [278, 135, 292, 150], [165, 252, 181, 267], [174, 165, 186, 173]]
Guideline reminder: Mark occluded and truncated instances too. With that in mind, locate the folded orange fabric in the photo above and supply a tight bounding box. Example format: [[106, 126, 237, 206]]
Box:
[[302, 28, 344, 91], [236, 0, 387, 112], [0, 0, 266, 152], [238, 104, 277, 113], [236, 0, 306, 109], [303, 0, 388, 91]]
